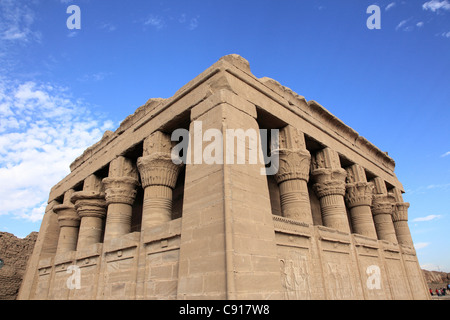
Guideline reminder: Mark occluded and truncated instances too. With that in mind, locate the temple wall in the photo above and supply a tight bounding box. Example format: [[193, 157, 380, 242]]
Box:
[[18, 54, 429, 300]]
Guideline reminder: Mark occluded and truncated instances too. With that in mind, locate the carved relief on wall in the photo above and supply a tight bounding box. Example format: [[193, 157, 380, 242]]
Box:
[[279, 250, 311, 300], [323, 256, 358, 300]]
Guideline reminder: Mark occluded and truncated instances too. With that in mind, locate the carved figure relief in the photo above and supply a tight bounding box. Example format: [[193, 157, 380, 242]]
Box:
[[280, 251, 311, 300]]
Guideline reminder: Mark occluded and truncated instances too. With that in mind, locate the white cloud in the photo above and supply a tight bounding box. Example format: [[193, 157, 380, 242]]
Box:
[[396, 19, 413, 31], [0, 0, 40, 43], [142, 12, 199, 31], [423, 0, 450, 12], [417, 21, 425, 27], [188, 17, 200, 31], [415, 242, 431, 250], [441, 151, 450, 157], [406, 183, 450, 194], [77, 72, 112, 82], [100, 23, 117, 32], [386, 2, 396, 11], [421, 263, 442, 271], [144, 15, 165, 30], [179, 13, 187, 24], [413, 214, 442, 222], [0, 78, 114, 222]]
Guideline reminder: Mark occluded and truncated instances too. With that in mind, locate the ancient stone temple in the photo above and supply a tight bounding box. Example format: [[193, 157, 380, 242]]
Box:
[[18, 55, 429, 300]]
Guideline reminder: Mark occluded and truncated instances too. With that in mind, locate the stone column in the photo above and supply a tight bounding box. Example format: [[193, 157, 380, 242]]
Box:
[[344, 164, 377, 238], [137, 131, 182, 230], [391, 188, 413, 246], [71, 174, 107, 250], [273, 125, 313, 224], [311, 147, 350, 233], [102, 156, 139, 241], [54, 189, 80, 254], [371, 177, 397, 243]]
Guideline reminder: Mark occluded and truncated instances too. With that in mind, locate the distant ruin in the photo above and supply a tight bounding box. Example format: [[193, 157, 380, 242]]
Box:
[[0, 232, 37, 300], [18, 55, 429, 300]]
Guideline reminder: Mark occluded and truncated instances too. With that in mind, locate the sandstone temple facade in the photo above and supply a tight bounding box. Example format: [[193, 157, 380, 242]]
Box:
[[18, 55, 429, 300]]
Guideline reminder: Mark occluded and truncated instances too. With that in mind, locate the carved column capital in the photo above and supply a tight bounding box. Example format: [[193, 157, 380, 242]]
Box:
[[103, 155, 140, 205], [138, 131, 184, 230], [137, 152, 182, 189], [54, 206, 80, 227], [392, 199, 413, 246], [71, 174, 107, 219], [274, 149, 311, 183], [103, 176, 139, 205], [102, 156, 140, 240], [272, 126, 313, 224], [371, 194, 394, 216], [55, 189, 81, 254], [345, 181, 374, 208], [54, 189, 80, 227], [71, 193, 107, 219], [312, 168, 347, 198], [392, 202, 410, 222], [310, 147, 350, 233]]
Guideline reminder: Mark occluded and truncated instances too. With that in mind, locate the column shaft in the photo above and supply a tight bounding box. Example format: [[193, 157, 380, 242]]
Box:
[[105, 203, 133, 237], [71, 174, 107, 250], [103, 156, 139, 241], [54, 189, 80, 254], [372, 209, 397, 243], [56, 224, 79, 254], [345, 164, 377, 238], [77, 216, 104, 248], [312, 147, 350, 233], [137, 131, 182, 231], [318, 192, 349, 232], [393, 219, 413, 245], [371, 177, 397, 243], [348, 205, 376, 237], [279, 179, 311, 222], [393, 198, 413, 246], [274, 126, 313, 224], [142, 185, 173, 229]]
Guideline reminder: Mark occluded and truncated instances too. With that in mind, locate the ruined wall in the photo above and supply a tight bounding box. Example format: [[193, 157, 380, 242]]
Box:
[[0, 232, 37, 300]]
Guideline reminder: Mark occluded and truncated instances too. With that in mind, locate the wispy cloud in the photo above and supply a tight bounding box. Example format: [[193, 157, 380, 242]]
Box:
[[406, 183, 450, 194], [77, 72, 112, 82], [386, 2, 396, 11], [415, 242, 431, 250], [178, 13, 200, 31], [142, 12, 200, 31], [396, 19, 414, 31], [0, 0, 41, 43], [144, 14, 165, 30], [100, 23, 117, 32], [441, 151, 450, 157], [425, 183, 450, 190], [67, 31, 78, 38], [413, 214, 442, 222], [0, 78, 114, 222], [423, 0, 450, 12], [421, 263, 449, 272], [188, 16, 200, 31]]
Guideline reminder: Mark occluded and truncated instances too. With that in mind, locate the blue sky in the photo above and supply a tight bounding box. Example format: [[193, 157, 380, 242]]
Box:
[[0, 0, 449, 272]]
